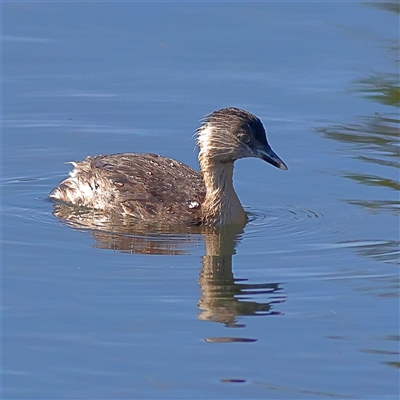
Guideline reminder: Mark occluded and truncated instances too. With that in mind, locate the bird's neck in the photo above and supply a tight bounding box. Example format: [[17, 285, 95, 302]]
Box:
[[199, 158, 247, 226]]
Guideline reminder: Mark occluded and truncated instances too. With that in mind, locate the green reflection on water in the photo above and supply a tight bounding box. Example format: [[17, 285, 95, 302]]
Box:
[[346, 200, 399, 216], [318, 114, 400, 168], [316, 4, 400, 215], [350, 240, 400, 265], [367, 1, 400, 15], [357, 73, 400, 107], [381, 361, 400, 369], [344, 172, 400, 191], [317, 3, 399, 267], [317, 112, 400, 215]]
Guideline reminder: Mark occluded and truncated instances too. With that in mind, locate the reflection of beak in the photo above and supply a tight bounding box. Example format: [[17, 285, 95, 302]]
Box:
[[255, 146, 288, 170]]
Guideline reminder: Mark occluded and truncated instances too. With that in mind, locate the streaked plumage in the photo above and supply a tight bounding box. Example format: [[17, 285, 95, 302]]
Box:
[[50, 107, 287, 226]]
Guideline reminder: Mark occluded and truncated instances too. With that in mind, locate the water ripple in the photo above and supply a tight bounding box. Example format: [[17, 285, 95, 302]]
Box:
[[246, 206, 326, 244]]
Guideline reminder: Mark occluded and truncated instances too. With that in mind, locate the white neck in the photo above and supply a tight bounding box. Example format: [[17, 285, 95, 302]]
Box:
[[199, 159, 247, 226], [196, 124, 247, 226]]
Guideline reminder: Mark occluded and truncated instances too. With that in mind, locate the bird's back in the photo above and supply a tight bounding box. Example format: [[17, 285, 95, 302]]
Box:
[[50, 153, 206, 224]]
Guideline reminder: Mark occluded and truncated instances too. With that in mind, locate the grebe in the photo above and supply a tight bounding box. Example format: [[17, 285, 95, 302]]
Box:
[[50, 107, 287, 226]]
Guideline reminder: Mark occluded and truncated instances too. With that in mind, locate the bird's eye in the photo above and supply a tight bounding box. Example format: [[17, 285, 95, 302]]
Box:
[[239, 133, 251, 144]]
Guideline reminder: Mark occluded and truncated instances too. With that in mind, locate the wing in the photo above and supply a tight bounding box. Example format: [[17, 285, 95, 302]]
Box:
[[88, 153, 206, 223]]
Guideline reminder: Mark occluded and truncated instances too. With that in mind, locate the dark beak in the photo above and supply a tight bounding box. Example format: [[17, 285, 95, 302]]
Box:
[[255, 146, 288, 170]]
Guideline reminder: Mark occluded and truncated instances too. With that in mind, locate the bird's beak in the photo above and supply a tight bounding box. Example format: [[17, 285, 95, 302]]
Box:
[[255, 146, 288, 170]]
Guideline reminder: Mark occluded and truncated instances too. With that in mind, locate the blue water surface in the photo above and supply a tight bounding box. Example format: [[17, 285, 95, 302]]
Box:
[[2, 2, 399, 399]]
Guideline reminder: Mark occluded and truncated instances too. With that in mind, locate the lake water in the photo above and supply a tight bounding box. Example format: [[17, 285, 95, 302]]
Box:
[[2, 2, 399, 399]]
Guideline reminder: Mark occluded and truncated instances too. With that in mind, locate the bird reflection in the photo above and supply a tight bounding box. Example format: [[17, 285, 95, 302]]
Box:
[[53, 203, 285, 326], [53, 203, 204, 255], [199, 226, 284, 327]]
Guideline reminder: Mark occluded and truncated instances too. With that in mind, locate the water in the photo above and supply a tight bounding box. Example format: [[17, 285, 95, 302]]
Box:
[[2, 2, 399, 399]]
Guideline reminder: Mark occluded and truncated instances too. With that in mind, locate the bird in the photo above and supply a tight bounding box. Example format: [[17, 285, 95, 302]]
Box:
[[50, 107, 287, 226]]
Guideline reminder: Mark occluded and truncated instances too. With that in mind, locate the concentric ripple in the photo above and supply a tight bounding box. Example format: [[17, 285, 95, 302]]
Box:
[[1, 173, 364, 260], [246, 206, 326, 243], [2, 175, 58, 227]]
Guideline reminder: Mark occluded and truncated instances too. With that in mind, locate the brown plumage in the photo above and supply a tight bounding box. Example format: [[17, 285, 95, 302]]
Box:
[[50, 107, 287, 226]]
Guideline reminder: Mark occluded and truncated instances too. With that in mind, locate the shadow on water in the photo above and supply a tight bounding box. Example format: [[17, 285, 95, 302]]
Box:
[[53, 203, 285, 331], [316, 2, 399, 265]]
